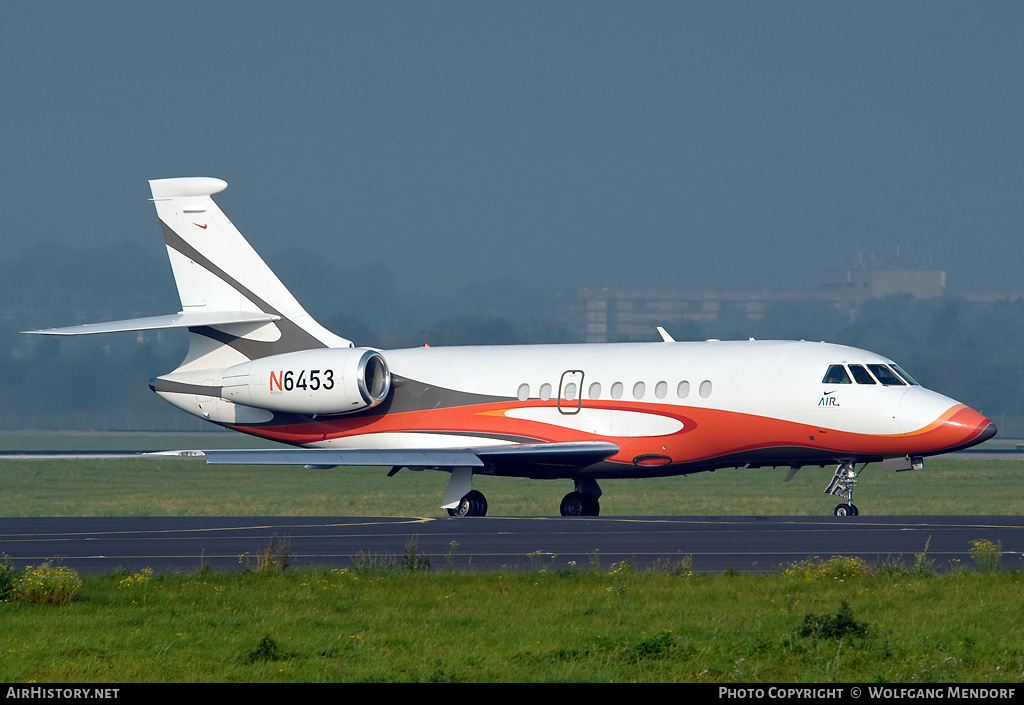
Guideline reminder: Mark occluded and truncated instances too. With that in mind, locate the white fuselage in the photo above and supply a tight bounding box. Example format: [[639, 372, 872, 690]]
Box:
[[151, 338, 991, 479]]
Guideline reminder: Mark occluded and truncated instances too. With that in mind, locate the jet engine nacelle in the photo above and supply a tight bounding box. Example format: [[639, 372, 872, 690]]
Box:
[[221, 348, 391, 415]]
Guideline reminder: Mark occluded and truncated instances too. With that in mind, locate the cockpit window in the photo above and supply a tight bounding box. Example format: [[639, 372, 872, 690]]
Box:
[[822, 365, 852, 384], [890, 364, 920, 386], [848, 364, 876, 385], [868, 364, 907, 386]]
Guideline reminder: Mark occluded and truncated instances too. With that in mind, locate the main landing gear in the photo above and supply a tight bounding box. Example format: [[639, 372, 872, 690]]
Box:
[[443, 468, 489, 517], [560, 491, 600, 517], [446, 488, 601, 517], [447, 489, 488, 517], [559, 479, 602, 517], [443, 469, 603, 517], [825, 460, 862, 516]]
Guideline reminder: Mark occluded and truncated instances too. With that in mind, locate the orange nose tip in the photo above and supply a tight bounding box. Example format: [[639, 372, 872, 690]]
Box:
[[947, 406, 996, 450]]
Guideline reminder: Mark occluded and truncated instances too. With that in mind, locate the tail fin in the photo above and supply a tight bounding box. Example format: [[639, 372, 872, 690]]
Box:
[[150, 177, 351, 366], [26, 178, 356, 426], [29, 178, 351, 366]]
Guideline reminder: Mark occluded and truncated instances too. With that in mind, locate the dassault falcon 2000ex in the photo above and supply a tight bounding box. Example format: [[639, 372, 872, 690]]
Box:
[[30, 177, 996, 517]]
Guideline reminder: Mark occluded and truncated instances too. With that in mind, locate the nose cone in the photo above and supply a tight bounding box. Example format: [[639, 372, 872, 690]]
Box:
[[940, 405, 997, 451], [899, 390, 996, 453], [974, 420, 998, 446]]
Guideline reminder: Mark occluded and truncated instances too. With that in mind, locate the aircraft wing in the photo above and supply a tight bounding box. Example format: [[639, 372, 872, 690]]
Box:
[[154, 442, 620, 472]]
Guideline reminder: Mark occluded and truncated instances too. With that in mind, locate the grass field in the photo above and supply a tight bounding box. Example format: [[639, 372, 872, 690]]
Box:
[[1, 559, 1023, 682], [0, 431, 280, 452], [1, 451, 1022, 517]]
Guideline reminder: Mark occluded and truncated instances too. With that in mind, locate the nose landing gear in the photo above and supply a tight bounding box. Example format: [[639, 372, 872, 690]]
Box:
[[825, 460, 862, 516]]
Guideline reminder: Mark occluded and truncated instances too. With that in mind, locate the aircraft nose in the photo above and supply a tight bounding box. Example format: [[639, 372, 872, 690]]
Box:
[[972, 418, 998, 446], [899, 390, 996, 451], [935, 404, 996, 451]]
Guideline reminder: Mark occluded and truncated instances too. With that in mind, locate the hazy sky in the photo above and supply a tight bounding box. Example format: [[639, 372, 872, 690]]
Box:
[[3, 2, 1022, 300]]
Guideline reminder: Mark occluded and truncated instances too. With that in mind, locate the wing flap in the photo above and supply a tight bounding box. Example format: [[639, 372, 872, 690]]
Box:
[[474, 442, 620, 468]]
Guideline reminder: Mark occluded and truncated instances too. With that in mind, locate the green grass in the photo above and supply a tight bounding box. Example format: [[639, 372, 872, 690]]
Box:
[[0, 454, 1022, 517], [0, 431, 278, 452], [1, 563, 1022, 682]]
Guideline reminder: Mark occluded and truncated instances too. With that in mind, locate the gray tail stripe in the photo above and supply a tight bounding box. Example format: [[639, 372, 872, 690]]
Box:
[[161, 221, 327, 358]]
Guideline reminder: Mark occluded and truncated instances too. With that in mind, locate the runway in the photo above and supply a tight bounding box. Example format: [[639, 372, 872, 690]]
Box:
[[1, 515, 1021, 574]]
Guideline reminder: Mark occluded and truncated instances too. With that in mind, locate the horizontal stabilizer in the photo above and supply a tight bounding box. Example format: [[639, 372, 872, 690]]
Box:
[[25, 310, 280, 336]]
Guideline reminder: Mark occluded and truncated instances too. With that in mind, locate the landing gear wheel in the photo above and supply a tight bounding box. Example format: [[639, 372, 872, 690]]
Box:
[[834, 503, 859, 517], [560, 492, 600, 517], [825, 461, 863, 517], [448, 490, 488, 517]]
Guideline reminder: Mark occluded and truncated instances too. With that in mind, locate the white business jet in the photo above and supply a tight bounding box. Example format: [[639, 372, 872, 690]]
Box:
[[29, 178, 996, 517]]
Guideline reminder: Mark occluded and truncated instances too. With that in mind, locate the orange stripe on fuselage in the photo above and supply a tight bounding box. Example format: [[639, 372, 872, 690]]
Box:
[[229, 397, 993, 468]]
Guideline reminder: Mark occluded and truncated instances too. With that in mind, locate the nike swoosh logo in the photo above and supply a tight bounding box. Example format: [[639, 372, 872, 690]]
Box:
[[193, 223, 208, 229]]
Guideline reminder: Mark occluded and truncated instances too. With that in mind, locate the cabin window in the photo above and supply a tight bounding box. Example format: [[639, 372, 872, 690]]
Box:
[[588, 382, 602, 399], [868, 364, 906, 386], [699, 380, 712, 398], [611, 382, 624, 399], [539, 383, 553, 400], [848, 365, 876, 385], [677, 380, 690, 398], [822, 365, 852, 384], [517, 383, 530, 401], [563, 382, 578, 400], [655, 381, 668, 399], [633, 381, 646, 399]]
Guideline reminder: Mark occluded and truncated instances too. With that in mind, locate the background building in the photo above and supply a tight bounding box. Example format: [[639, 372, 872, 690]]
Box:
[[564, 266, 947, 343]]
